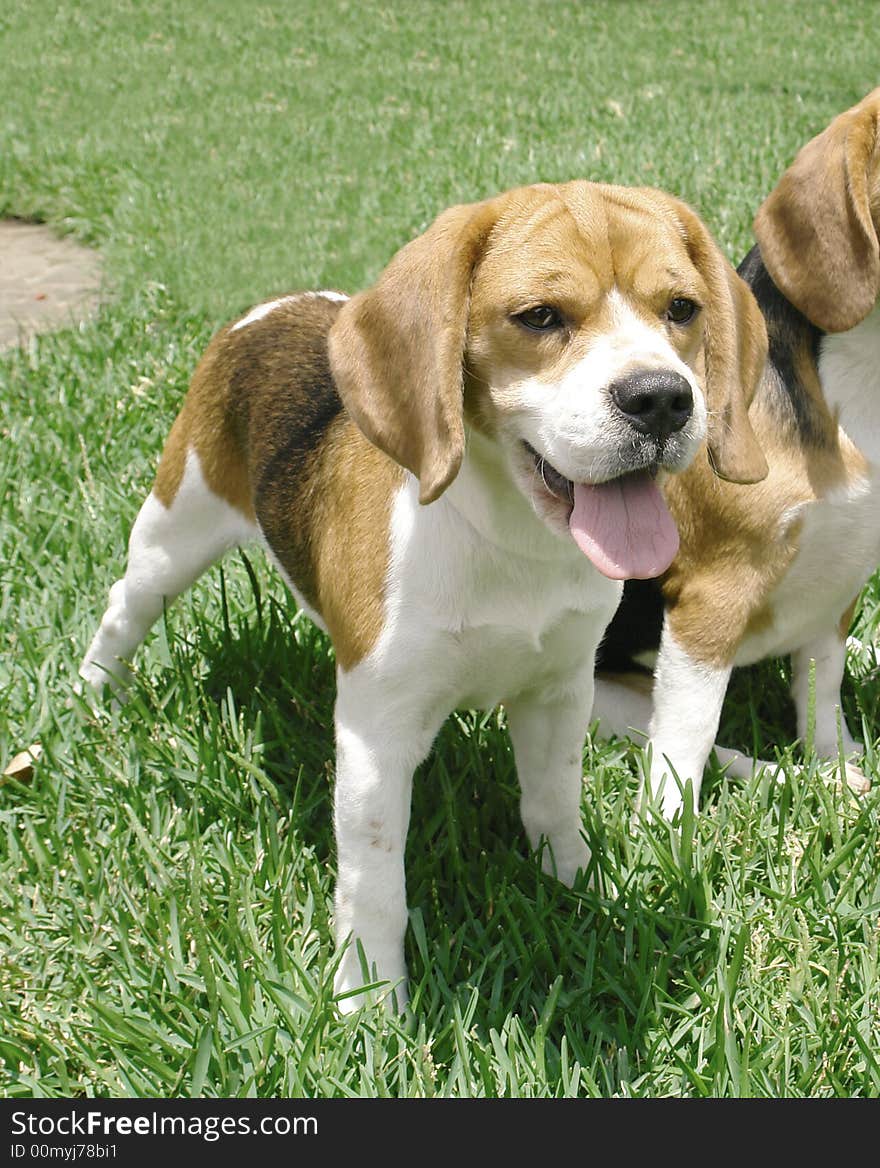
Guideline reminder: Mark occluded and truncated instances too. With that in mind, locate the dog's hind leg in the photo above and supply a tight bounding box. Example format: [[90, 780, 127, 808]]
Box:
[[80, 442, 258, 695], [713, 625, 870, 795], [791, 627, 863, 759]]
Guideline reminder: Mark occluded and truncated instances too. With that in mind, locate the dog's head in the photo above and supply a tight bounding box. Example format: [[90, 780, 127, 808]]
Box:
[[329, 181, 767, 578], [755, 87, 880, 333]]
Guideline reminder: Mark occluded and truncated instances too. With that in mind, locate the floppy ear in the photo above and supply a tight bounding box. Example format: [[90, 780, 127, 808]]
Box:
[[675, 200, 769, 485], [754, 87, 880, 333], [328, 198, 500, 505]]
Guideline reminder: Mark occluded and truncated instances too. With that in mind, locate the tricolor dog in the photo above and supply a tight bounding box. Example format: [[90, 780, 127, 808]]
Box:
[[80, 181, 767, 1009], [595, 89, 880, 820]]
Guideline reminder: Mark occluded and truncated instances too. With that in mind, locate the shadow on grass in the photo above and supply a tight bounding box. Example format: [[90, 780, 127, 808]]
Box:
[[403, 760, 727, 1090], [192, 579, 338, 837]]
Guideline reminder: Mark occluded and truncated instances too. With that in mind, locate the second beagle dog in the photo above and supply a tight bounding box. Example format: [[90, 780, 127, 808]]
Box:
[[595, 89, 880, 820], [79, 181, 766, 1009]]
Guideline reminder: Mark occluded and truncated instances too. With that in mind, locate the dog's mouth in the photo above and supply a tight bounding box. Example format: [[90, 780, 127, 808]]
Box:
[[522, 441, 679, 580]]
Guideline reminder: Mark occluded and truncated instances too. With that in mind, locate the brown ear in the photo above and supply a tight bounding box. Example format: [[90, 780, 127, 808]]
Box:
[[675, 200, 769, 484], [754, 88, 880, 332], [328, 198, 500, 505]]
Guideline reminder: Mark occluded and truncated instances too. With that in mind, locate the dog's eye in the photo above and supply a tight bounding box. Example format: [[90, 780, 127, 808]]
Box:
[[515, 306, 563, 332], [666, 297, 699, 325]]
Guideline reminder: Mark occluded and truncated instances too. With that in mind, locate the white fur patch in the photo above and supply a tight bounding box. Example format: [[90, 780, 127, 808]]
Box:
[[230, 290, 349, 332], [231, 298, 290, 332], [80, 450, 258, 691], [819, 304, 880, 456], [642, 625, 732, 820]]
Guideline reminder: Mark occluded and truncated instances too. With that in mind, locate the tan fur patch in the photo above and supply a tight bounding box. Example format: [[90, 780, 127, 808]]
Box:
[[154, 338, 255, 521]]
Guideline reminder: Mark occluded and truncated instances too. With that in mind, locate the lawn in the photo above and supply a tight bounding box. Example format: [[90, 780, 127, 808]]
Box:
[[1, 0, 879, 1098]]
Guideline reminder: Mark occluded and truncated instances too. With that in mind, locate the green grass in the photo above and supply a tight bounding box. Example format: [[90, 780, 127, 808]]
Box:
[[2, 0, 880, 1098]]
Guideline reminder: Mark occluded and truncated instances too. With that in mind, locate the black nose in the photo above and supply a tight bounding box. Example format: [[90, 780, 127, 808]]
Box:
[[609, 369, 694, 441]]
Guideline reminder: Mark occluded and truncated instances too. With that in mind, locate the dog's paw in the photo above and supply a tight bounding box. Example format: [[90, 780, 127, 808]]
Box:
[[333, 946, 409, 1016], [841, 759, 872, 795], [540, 836, 591, 888], [334, 979, 409, 1016], [76, 660, 130, 709]]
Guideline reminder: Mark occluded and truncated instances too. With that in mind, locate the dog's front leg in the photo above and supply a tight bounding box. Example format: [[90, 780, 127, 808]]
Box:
[[641, 623, 732, 821], [331, 676, 444, 1014], [505, 676, 594, 886]]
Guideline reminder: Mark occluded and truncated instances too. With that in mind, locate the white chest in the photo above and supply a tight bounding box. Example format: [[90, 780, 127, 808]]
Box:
[[821, 306, 880, 464], [370, 477, 621, 710]]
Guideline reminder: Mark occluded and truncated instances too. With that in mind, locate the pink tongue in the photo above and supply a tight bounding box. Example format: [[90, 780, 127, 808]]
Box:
[[568, 472, 679, 579]]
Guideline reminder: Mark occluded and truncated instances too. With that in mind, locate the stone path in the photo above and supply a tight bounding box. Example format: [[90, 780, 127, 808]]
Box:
[[0, 219, 103, 350]]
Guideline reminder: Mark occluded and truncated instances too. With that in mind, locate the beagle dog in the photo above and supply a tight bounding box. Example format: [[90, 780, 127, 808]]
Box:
[[79, 180, 767, 1010], [594, 89, 880, 821]]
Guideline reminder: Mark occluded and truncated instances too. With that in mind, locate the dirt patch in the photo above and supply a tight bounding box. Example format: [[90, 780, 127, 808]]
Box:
[[0, 219, 104, 350]]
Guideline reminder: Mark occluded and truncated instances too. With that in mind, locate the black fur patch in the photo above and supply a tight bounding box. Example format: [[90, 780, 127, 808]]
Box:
[[595, 577, 664, 668], [738, 244, 830, 448]]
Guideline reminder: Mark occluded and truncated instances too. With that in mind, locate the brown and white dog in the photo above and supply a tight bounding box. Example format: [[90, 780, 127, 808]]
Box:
[[595, 89, 880, 821], [80, 181, 767, 1009]]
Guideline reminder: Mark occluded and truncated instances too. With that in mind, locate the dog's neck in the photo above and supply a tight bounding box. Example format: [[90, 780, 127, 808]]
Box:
[[440, 426, 587, 566]]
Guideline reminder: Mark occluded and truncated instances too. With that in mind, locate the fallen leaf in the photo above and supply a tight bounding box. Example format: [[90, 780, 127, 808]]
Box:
[[3, 743, 43, 782]]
